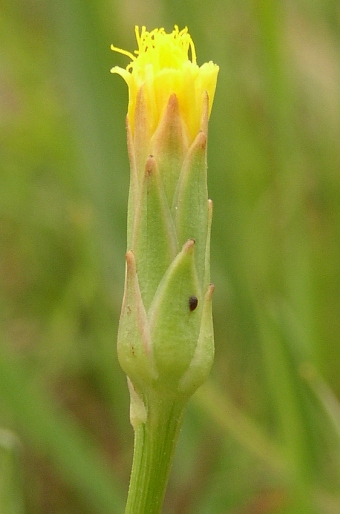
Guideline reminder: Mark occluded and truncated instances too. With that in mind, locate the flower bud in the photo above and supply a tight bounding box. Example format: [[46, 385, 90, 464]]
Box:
[[112, 26, 218, 406]]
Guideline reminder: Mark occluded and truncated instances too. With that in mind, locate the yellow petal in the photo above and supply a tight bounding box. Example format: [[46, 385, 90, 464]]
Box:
[[111, 26, 219, 141]]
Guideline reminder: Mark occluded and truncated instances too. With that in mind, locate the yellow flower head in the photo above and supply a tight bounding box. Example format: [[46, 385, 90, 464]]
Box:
[[111, 26, 219, 141]]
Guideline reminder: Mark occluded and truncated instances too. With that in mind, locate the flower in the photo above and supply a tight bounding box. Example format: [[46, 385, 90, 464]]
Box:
[[111, 26, 219, 142]]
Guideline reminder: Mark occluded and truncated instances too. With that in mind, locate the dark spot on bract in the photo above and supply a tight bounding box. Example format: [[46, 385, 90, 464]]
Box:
[[189, 296, 198, 311]]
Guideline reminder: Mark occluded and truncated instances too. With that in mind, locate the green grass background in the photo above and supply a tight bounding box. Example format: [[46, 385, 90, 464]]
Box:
[[1, 0, 340, 512]]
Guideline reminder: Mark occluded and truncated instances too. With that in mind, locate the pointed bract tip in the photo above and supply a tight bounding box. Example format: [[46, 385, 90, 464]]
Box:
[[207, 283, 215, 298], [182, 238, 196, 253], [145, 155, 157, 176], [167, 93, 180, 113], [125, 249, 136, 267], [197, 131, 207, 150], [200, 90, 209, 134]]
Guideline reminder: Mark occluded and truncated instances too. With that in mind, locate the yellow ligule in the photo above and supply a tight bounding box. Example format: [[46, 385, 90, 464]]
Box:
[[111, 26, 219, 141]]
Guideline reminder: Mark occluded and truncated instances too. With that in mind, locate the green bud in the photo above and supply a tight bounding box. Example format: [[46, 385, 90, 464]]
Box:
[[117, 92, 214, 406]]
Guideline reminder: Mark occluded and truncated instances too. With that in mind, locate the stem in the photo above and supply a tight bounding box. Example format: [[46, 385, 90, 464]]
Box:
[[125, 394, 187, 514]]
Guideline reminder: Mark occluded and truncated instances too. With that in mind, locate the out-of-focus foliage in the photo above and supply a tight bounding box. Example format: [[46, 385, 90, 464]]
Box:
[[1, 0, 340, 512]]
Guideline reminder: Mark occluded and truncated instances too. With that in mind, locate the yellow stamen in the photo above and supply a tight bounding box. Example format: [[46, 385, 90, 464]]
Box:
[[110, 44, 135, 61]]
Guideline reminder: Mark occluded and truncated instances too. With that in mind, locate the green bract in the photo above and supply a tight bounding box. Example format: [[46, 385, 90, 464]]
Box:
[[117, 91, 214, 413]]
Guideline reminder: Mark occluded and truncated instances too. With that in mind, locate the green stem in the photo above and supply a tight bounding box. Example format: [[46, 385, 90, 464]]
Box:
[[125, 394, 187, 514]]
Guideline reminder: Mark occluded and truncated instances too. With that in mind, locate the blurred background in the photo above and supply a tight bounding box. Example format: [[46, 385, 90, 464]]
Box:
[[1, 0, 340, 512]]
